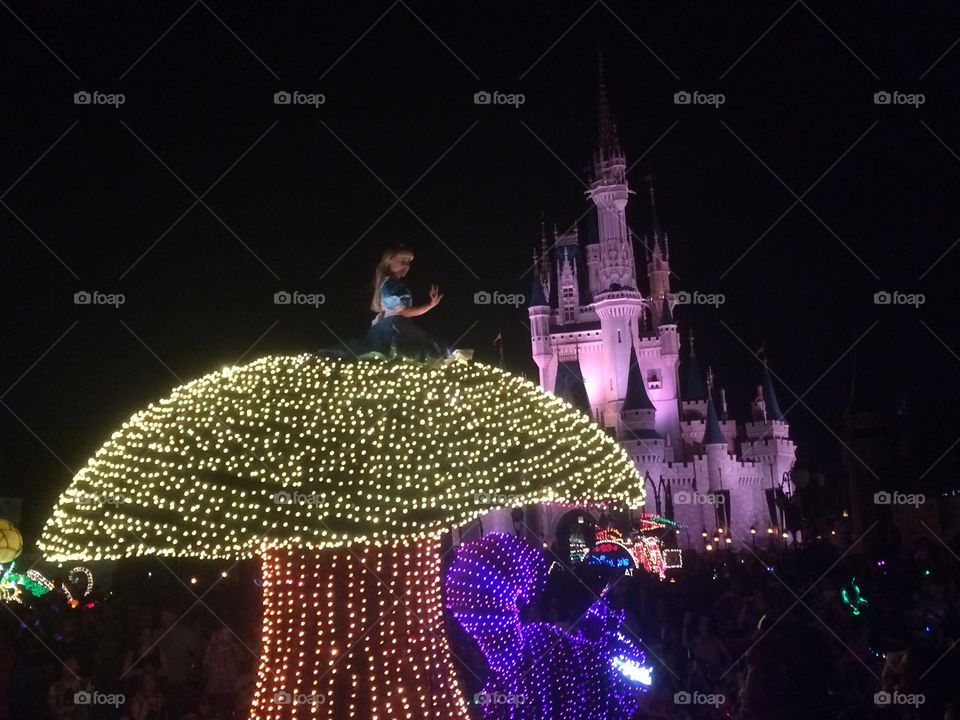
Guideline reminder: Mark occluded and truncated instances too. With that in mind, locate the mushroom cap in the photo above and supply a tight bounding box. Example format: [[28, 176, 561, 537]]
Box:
[[40, 354, 644, 561]]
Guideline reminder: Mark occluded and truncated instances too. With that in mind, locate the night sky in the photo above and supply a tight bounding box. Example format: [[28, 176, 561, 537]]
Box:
[[2, 2, 959, 538]]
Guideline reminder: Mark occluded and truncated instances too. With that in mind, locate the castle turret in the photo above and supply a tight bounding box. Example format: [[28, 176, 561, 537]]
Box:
[[702, 396, 728, 493], [658, 298, 679, 355], [529, 231, 555, 389], [744, 360, 797, 491], [556, 236, 582, 325], [587, 54, 635, 292], [620, 347, 656, 433], [620, 347, 665, 486], [584, 54, 654, 428], [554, 356, 592, 416], [645, 174, 673, 326]]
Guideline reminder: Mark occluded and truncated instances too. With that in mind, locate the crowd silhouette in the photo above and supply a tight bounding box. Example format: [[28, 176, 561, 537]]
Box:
[[1, 534, 959, 719]]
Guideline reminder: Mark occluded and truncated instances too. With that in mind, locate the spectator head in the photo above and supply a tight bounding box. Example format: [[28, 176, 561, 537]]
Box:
[[141, 670, 159, 694], [138, 626, 154, 647], [61, 618, 77, 638], [160, 608, 177, 628], [697, 615, 713, 636], [61, 655, 81, 679]]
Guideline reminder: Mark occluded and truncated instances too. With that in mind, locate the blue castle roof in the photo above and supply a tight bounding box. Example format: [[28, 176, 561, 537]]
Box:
[[554, 358, 591, 414], [622, 348, 654, 411], [702, 397, 726, 446]]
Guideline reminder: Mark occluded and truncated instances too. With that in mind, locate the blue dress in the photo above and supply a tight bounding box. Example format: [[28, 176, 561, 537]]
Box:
[[327, 278, 447, 361]]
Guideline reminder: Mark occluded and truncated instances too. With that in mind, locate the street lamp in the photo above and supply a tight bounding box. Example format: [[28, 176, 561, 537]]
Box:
[[750, 526, 757, 549]]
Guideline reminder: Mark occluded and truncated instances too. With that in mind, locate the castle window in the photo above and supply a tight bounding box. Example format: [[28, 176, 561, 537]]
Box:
[[562, 286, 575, 322], [617, 329, 622, 344]]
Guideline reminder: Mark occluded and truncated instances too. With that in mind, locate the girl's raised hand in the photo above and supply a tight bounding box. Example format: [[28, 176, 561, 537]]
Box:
[[429, 284, 444, 307]]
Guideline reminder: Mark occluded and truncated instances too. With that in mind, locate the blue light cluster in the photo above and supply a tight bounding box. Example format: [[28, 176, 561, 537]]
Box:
[[446, 533, 652, 719]]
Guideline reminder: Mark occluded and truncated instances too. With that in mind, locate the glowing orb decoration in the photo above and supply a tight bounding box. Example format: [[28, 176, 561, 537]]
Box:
[[39, 354, 646, 720], [0, 520, 22, 563], [446, 533, 652, 719]]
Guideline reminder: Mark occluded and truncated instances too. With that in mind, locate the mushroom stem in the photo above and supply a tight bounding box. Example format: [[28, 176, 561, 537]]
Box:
[[249, 537, 471, 719]]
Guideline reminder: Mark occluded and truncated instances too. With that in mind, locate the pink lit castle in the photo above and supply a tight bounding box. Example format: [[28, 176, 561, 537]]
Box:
[[506, 66, 797, 551]]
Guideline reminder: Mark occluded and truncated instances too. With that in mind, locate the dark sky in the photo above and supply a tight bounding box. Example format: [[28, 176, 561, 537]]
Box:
[[2, 1, 959, 537]]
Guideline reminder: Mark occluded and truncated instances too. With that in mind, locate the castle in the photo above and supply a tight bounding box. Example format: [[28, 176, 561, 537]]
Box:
[[483, 68, 797, 552]]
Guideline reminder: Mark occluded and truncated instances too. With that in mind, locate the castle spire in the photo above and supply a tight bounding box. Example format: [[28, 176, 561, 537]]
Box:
[[596, 51, 620, 162], [645, 170, 661, 240], [761, 365, 784, 421], [623, 348, 655, 412], [702, 394, 726, 446]]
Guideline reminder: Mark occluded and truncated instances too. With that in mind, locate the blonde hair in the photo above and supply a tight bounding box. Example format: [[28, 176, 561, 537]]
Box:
[[370, 246, 414, 313]]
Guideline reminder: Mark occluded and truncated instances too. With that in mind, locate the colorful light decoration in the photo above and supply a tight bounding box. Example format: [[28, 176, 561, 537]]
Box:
[[0, 520, 23, 563], [446, 533, 652, 719], [662, 548, 683, 570], [0, 562, 54, 604], [39, 354, 646, 719], [0, 562, 96, 606], [634, 537, 667, 579], [586, 540, 637, 569], [62, 566, 94, 608], [841, 577, 869, 616], [580, 518, 683, 580]]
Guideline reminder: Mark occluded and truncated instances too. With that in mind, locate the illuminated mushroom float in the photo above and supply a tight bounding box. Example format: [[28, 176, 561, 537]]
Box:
[[40, 354, 645, 719]]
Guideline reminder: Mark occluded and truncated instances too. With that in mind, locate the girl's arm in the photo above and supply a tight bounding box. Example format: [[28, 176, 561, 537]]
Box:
[[399, 284, 442, 318]]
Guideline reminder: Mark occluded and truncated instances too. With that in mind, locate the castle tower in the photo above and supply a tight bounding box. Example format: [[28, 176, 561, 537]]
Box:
[[645, 174, 673, 327], [587, 54, 635, 292], [529, 225, 555, 389], [743, 361, 797, 491], [702, 395, 729, 488], [586, 55, 645, 426], [652, 298, 681, 446]]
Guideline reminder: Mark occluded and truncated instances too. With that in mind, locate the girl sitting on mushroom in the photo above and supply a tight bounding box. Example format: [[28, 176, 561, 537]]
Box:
[[364, 245, 447, 361], [327, 245, 449, 361]]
